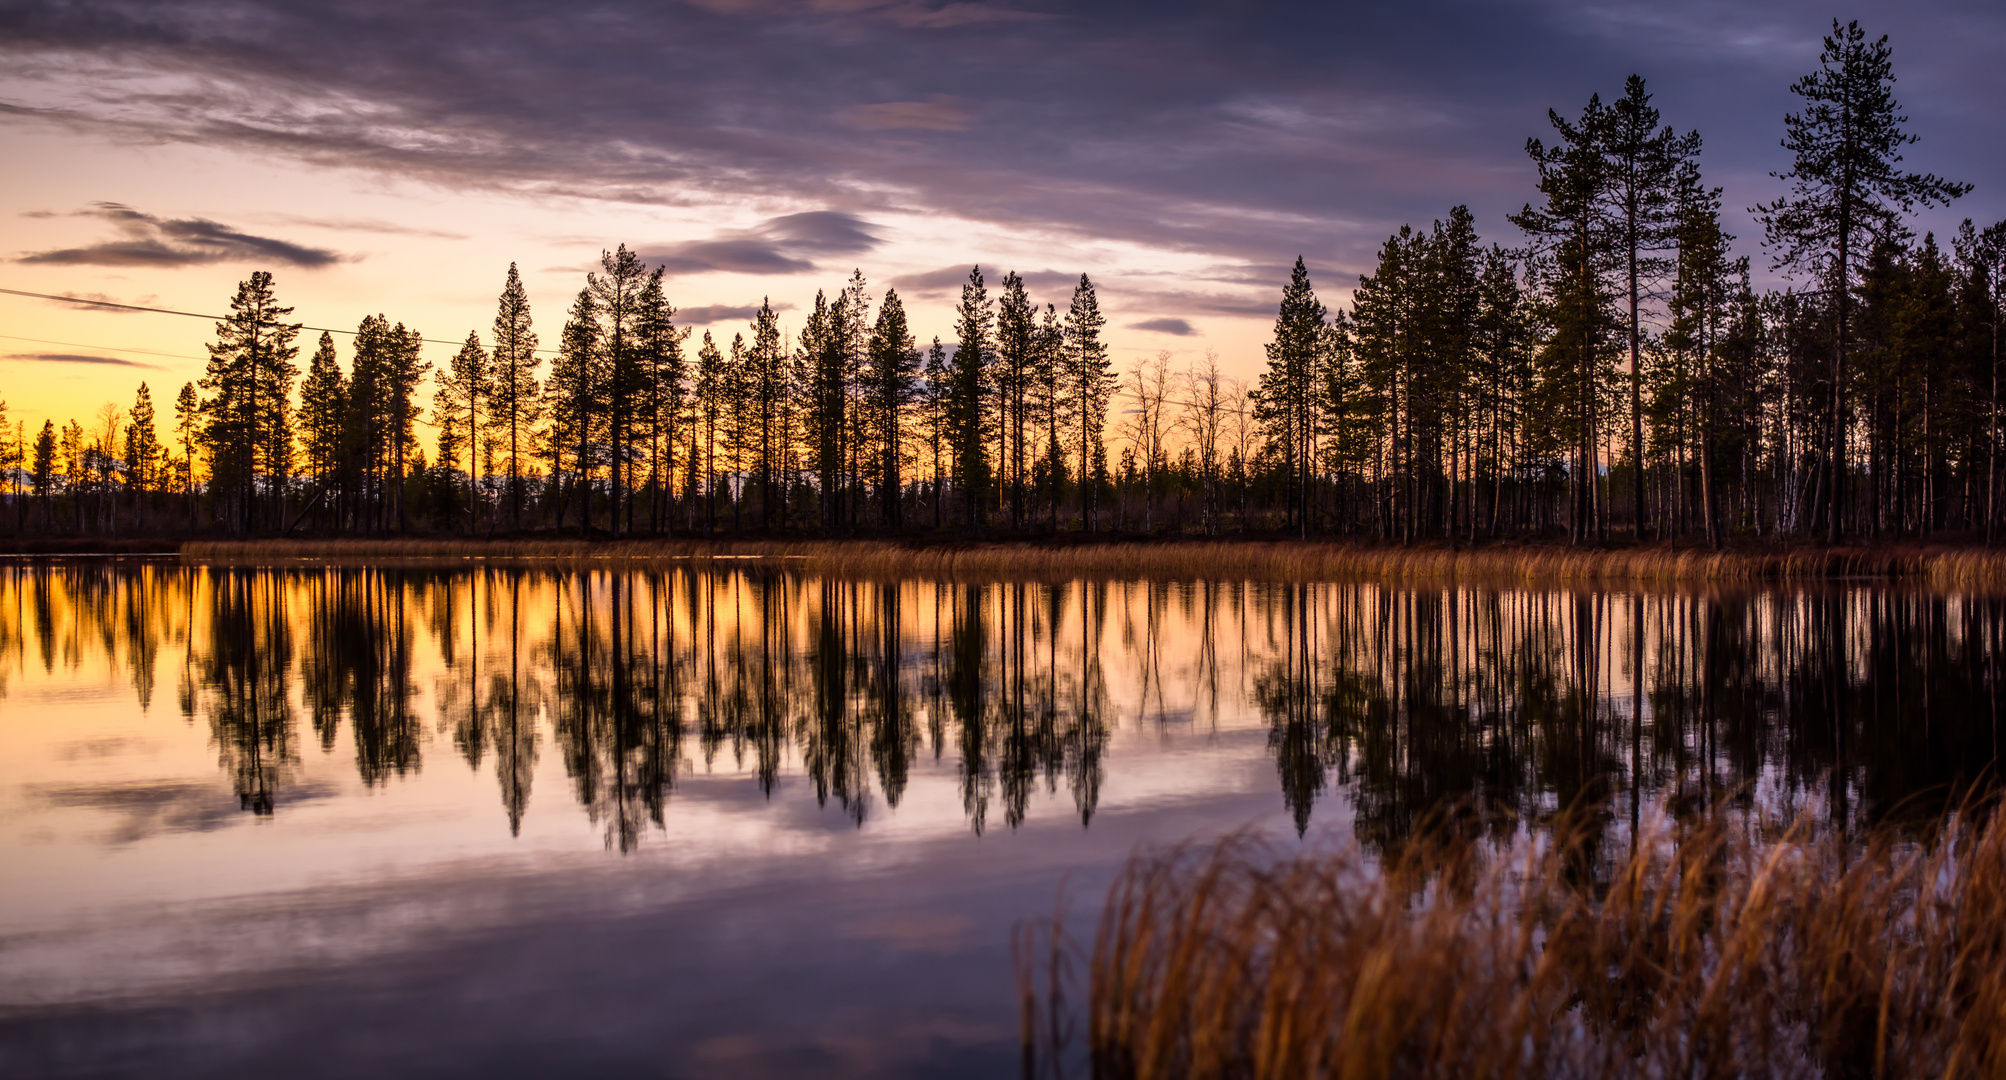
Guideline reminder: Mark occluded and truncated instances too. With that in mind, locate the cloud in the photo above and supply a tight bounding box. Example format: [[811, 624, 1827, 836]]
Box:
[[644, 211, 880, 277], [677, 301, 797, 325], [1129, 317, 1195, 335], [0, 0, 1995, 296], [838, 96, 970, 132], [17, 203, 343, 268], [256, 213, 469, 239], [5, 352, 160, 368]]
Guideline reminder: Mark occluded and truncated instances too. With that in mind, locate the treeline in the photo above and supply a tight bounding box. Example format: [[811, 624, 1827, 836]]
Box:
[[0, 20, 1997, 546]]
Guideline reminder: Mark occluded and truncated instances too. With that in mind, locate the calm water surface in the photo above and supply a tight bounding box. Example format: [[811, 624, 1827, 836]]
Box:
[[2, 561, 2001, 1078]]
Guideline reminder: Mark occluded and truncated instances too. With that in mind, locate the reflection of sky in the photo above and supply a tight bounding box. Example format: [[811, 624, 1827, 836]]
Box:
[[2, 0, 2000, 430], [2, 566, 1999, 1076]]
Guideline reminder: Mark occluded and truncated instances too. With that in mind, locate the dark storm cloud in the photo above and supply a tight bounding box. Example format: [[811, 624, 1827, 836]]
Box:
[[644, 212, 881, 276], [17, 203, 342, 267], [1129, 318, 1195, 336], [0, 0, 1997, 286], [5, 352, 159, 368]]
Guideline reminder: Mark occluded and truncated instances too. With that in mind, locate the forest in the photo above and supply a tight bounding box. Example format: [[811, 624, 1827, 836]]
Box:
[[1, 21, 1998, 549]]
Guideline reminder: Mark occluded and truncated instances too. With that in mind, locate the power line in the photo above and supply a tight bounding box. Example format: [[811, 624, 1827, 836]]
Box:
[[0, 286, 559, 354]]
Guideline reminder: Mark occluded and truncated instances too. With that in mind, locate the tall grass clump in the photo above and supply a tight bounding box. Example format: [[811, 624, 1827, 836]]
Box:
[[1020, 802, 2006, 1079]]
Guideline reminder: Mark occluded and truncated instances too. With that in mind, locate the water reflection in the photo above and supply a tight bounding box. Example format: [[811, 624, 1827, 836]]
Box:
[[3, 563, 2002, 850]]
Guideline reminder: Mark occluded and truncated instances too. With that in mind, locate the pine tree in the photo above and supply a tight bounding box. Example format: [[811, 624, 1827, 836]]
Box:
[[748, 299, 788, 530], [1515, 96, 1617, 543], [298, 331, 348, 526], [636, 268, 687, 535], [386, 322, 429, 533], [868, 286, 918, 529], [923, 337, 949, 528], [31, 420, 56, 528], [1755, 19, 1970, 542], [995, 271, 1036, 528], [694, 330, 727, 534], [1033, 304, 1071, 529], [1256, 257, 1329, 537], [491, 263, 542, 530], [588, 245, 650, 535], [173, 383, 199, 526], [198, 271, 300, 535], [949, 267, 993, 530], [435, 331, 490, 534], [801, 288, 844, 532], [547, 288, 603, 535], [1597, 76, 1694, 538], [1064, 274, 1115, 532], [123, 383, 161, 498], [1955, 219, 2006, 542]]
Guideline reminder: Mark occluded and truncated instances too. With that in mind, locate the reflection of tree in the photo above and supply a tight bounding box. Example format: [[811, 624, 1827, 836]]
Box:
[[548, 572, 686, 852], [23, 564, 2006, 849], [187, 570, 298, 814], [433, 569, 541, 834], [301, 569, 421, 783]]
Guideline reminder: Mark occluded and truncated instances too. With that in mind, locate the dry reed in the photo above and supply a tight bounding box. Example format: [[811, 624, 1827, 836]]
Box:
[[178, 537, 2006, 588], [1018, 802, 2006, 1079]]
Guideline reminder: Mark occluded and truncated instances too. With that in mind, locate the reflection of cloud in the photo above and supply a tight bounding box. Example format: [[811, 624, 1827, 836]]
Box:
[[644, 212, 881, 277], [17, 203, 343, 268], [5, 352, 160, 369], [31, 779, 333, 844], [838, 96, 970, 131]]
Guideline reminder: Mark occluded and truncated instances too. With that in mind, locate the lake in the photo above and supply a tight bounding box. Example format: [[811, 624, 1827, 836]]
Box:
[[1, 561, 1999, 1078]]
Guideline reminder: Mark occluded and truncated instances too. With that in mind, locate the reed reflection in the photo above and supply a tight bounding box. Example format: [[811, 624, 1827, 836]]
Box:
[[4, 564, 2003, 851]]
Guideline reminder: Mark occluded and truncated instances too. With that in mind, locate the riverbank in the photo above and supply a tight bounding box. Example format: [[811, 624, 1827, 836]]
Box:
[[145, 535, 2006, 586]]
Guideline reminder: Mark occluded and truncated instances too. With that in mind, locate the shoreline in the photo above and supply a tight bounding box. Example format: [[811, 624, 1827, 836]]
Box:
[[108, 536, 2006, 587]]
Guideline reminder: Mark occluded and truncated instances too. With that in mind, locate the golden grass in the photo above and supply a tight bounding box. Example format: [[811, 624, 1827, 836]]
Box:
[[1019, 801, 2006, 1079], [177, 537, 2006, 588]]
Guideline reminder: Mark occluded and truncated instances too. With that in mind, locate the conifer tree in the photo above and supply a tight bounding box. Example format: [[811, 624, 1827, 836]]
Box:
[[868, 287, 918, 529], [747, 300, 788, 529], [923, 336, 949, 528], [694, 330, 726, 534], [173, 383, 199, 525], [949, 267, 993, 529], [802, 288, 843, 532], [589, 245, 650, 535], [1064, 274, 1115, 532], [491, 263, 541, 530], [435, 331, 490, 534], [297, 331, 347, 526], [1256, 257, 1329, 536], [1515, 96, 1617, 543], [636, 269, 686, 534], [198, 271, 300, 535], [123, 383, 162, 505], [385, 322, 429, 534], [1955, 219, 2006, 542], [996, 271, 1035, 527], [1033, 304, 1070, 529], [31, 420, 55, 527], [1597, 76, 1693, 538], [548, 288, 602, 535], [1756, 19, 1969, 542]]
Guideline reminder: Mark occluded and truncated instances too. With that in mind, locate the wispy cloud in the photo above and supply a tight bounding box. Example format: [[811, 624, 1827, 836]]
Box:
[[5, 352, 161, 368], [1129, 317, 1195, 336], [644, 211, 881, 277], [16, 203, 343, 268], [677, 301, 798, 325]]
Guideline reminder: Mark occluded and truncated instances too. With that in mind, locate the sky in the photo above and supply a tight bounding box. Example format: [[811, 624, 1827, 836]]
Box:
[[1, 0, 2001, 434]]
